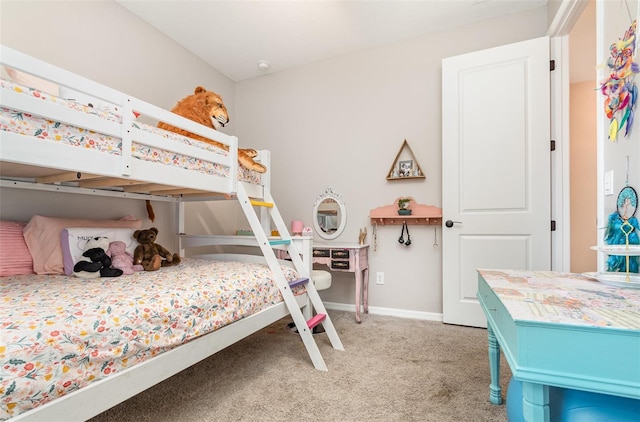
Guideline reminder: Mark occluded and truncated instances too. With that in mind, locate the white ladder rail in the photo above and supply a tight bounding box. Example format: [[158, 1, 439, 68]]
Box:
[[236, 184, 343, 371], [261, 188, 344, 352]]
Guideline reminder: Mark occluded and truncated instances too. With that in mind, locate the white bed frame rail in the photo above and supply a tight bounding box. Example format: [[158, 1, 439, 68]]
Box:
[[0, 44, 259, 197], [180, 234, 314, 277]]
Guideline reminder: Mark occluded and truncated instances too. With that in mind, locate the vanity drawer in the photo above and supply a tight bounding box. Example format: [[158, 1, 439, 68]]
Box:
[[313, 249, 330, 258], [331, 260, 350, 270], [331, 249, 350, 259]]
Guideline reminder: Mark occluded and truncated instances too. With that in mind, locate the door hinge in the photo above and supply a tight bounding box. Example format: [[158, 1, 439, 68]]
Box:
[[551, 220, 556, 231], [550, 140, 556, 151], [550, 60, 556, 71]]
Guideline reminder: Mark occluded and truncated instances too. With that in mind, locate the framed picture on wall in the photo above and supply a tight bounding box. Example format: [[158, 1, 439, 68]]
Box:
[[398, 160, 414, 177]]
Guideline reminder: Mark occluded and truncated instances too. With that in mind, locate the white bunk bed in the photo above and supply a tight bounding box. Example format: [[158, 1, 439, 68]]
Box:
[[0, 45, 342, 421]]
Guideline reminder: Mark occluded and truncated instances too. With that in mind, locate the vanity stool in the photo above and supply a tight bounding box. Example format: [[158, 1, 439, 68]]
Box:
[[312, 269, 332, 291], [288, 270, 332, 334]]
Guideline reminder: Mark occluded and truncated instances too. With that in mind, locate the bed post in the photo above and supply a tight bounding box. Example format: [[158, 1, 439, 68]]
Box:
[[259, 150, 271, 234], [177, 197, 185, 256]]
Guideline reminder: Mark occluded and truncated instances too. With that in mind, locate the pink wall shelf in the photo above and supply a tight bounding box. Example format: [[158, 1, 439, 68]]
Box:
[[369, 197, 442, 226]]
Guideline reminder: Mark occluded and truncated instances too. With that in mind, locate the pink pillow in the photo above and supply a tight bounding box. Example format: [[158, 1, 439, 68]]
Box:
[[0, 221, 34, 276], [23, 215, 142, 275], [4, 66, 60, 96]]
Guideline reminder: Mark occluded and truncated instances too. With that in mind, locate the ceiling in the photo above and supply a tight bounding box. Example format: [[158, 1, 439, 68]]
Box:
[[117, 0, 548, 82]]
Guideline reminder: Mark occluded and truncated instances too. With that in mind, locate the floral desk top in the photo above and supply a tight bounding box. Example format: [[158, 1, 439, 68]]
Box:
[[478, 269, 640, 330]]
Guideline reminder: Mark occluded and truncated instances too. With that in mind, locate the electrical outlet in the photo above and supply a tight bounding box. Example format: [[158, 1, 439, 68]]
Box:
[[376, 272, 384, 285]]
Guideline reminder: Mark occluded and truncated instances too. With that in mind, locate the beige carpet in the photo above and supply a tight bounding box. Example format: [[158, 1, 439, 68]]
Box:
[[89, 311, 512, 422]]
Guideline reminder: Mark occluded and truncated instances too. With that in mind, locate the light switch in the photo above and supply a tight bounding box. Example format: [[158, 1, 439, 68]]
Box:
[[604, 170, 614, 196]]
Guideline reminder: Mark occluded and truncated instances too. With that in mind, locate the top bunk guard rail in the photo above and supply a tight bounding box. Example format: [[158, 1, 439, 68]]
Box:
[[0, 91, 235, 173], [0, 45, 237, 154], [0, 44, 253, 197]]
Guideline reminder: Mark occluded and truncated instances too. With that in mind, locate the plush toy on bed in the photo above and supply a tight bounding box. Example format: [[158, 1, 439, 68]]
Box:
[[157, 86, 267, 174], [107, 240, 144, 275], [73, 236, 124, 278], [133, 227, 181, 271]]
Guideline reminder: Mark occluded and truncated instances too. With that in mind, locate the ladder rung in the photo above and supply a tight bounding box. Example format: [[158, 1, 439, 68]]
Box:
[[250, 199, 274, 208], [289, 278, 309, 288], [307, 313, 326, 329], [269, 239, 291, 245]]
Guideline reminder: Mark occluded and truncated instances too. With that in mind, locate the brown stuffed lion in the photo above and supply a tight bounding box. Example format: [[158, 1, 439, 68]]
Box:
[[158, 86, 266, 173]]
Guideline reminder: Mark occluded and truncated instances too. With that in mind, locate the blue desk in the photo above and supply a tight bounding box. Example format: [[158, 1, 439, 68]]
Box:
[[477, 269, 640, 422]]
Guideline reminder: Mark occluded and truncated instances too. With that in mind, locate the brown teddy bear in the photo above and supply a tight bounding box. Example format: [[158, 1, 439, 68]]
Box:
[[133, 227, 181, 271], [158, 86, 267, 174]]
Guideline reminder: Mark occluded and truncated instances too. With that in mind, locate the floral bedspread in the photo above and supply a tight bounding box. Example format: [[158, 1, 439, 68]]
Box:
[[0, 258, 301, 419], [0, 79, 262, 185]]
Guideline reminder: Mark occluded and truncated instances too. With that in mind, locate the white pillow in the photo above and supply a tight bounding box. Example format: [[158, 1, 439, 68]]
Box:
[[59, 86, 104, 107], [61, 227, 139, 276], [58, 86, 121, 114]]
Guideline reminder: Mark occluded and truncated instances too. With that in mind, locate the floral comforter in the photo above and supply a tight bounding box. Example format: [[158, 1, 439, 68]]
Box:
[[0, 79, 262, 185], [0, 258, 300, 419]]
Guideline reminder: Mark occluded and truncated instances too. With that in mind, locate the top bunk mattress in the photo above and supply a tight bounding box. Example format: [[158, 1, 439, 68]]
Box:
[[0, 257, 302, 420], [0, 78, 263, 187]]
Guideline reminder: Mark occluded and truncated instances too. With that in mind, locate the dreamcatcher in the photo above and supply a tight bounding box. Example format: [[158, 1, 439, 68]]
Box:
[[600, 19, 639, 141], [604, 162, 640, 276]]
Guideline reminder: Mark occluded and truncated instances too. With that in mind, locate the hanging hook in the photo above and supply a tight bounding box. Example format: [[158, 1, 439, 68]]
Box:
[[373, 222, 378, 252], [398, 222, 406, 244], [433, 226, 438, 248]]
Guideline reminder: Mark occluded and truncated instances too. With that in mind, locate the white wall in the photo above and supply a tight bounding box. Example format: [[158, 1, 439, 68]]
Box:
[[235, 7, 548, 315], [597, 0, 640, 271], [0, 1, 552, 316], [0, 0, 236, 248], [569, 0, 597, 273]]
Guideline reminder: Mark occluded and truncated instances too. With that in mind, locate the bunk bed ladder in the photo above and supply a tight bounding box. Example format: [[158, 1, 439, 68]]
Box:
[[236, 184, 344, 371]]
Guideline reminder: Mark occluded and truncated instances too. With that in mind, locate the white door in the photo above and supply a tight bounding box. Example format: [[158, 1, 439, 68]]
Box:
[[442, 37, 551, 327]]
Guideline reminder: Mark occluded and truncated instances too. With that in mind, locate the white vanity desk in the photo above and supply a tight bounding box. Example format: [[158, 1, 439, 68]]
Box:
[[308, 187, 369, 322], [312, 242, 370, 323]]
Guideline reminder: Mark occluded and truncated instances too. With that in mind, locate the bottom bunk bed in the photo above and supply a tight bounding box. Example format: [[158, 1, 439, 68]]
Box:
[[1, 252, 311, 421]]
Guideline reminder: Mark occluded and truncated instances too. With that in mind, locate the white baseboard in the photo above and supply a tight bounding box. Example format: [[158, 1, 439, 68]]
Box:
[[323, 301, 443, 322]]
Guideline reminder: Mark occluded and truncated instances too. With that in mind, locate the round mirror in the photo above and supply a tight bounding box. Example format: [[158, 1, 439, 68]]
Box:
[[313, 188, 347, 240]]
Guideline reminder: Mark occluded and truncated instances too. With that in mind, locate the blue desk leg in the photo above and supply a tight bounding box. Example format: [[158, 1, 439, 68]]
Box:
[[522, 381, 550, 422], [487, 324, 503, 405]]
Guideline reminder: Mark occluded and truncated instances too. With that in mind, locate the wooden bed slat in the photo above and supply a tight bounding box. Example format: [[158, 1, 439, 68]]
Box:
[[145, 188, 208, 195], [78, 177, 144, 188], [36, 171, 102, 184], [122, 183, 175, 193]]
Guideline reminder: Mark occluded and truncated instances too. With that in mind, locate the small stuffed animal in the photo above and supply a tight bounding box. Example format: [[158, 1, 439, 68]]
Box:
[[107, 240, 144, 275], [133, 227, 181, 271], [73, 236, 124, 278]]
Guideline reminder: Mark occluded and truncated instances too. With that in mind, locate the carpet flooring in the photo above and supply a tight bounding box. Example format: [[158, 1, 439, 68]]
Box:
[[90, 310, 512, 422]]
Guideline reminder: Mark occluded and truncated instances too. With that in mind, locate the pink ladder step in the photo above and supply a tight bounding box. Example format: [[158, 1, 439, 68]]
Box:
[[306, 313, 326, 329]]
